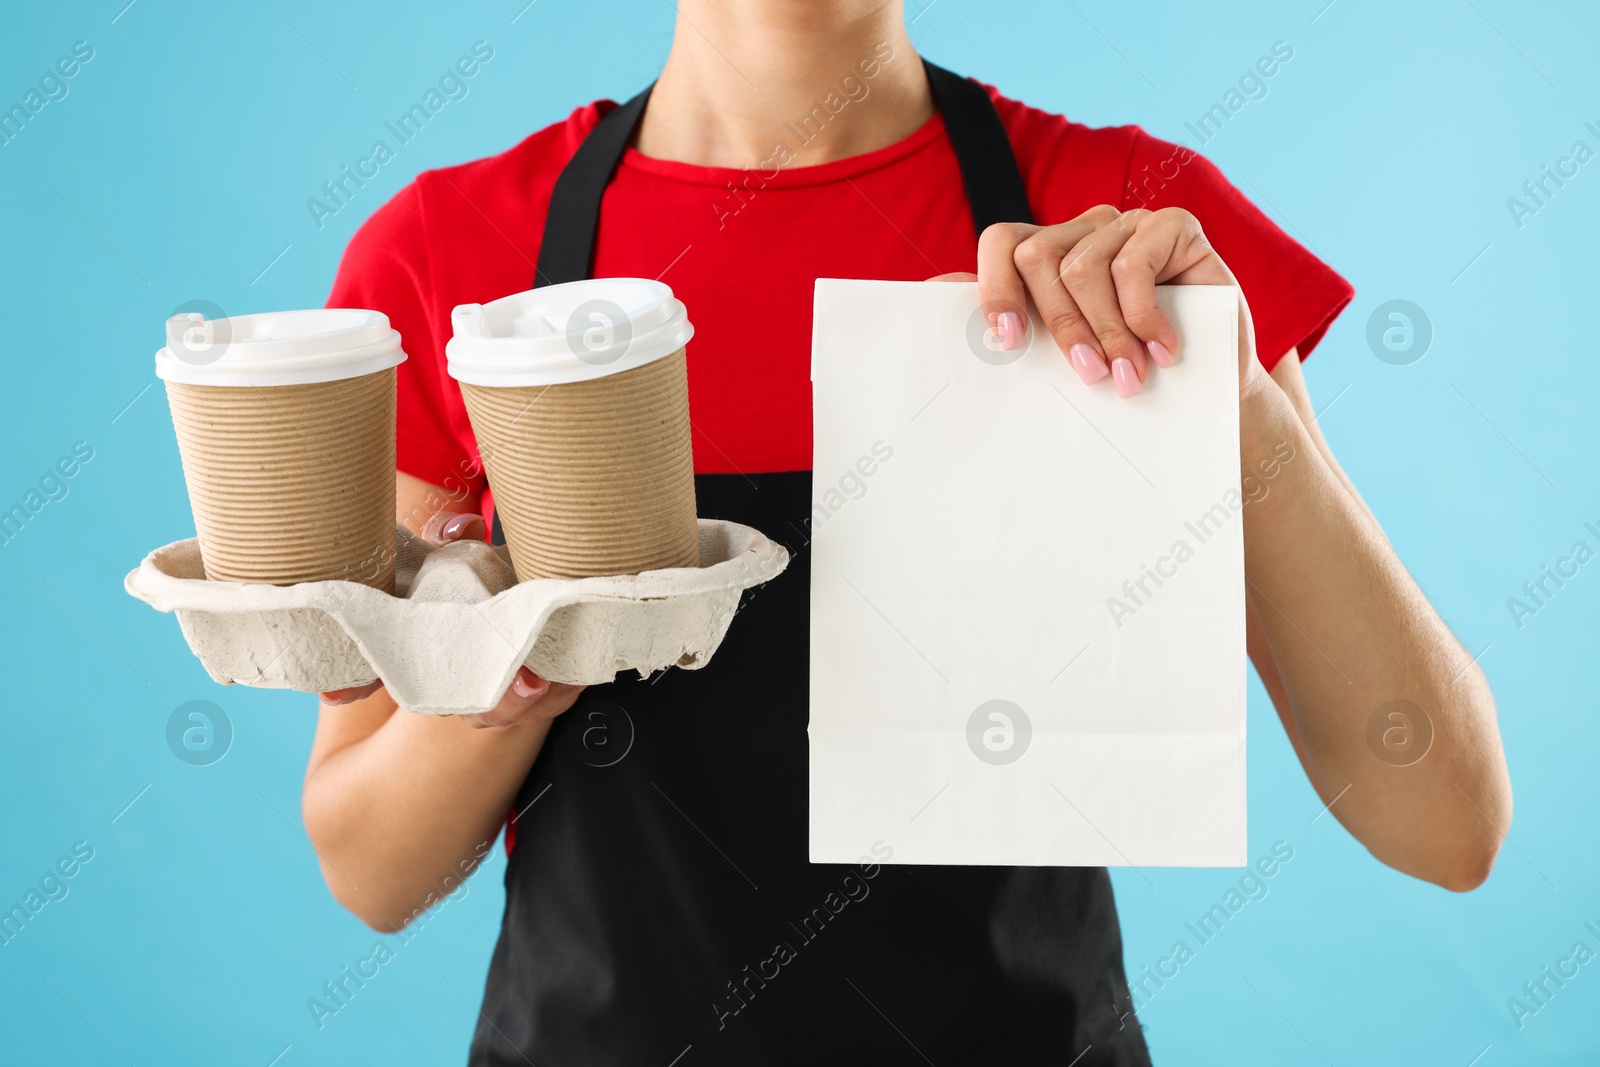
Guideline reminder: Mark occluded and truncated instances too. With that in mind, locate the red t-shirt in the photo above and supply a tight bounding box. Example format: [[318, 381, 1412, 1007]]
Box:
[[328, 84, 1353, 505]]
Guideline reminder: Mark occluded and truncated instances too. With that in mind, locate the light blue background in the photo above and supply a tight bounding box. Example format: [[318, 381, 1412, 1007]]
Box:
[[2, 1, 1596, 1063]]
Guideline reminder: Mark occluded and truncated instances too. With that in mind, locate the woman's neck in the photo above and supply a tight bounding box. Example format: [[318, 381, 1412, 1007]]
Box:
[[636, 1, 930, 168]]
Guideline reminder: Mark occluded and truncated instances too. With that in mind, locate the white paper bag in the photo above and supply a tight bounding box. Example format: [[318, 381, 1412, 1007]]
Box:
[[808, 280, 1246, 867]]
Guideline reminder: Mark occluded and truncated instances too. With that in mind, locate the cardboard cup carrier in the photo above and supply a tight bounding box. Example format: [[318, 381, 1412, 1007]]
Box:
[[448, 279, 700, 581], [156, 310, 406, 591]]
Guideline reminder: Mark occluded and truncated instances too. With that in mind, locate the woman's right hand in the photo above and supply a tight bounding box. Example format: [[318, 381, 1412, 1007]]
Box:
[[319, 510, 586, 727]]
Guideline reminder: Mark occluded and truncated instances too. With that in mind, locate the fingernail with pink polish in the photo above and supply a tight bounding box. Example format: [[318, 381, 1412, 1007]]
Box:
[[997, 311, 1024, 351], [1069, 343, 1109, 385], [512, 672, 545, 699], [441, 514, 486, 542], [1147, 339, 1175, 368], [1111, 358, 1142, 397]]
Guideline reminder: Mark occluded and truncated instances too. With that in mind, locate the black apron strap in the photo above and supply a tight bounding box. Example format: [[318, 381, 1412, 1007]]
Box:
[[532, 86, 654, 287], [492, 61, 1033, 545], [920, 59, 1035, 234]]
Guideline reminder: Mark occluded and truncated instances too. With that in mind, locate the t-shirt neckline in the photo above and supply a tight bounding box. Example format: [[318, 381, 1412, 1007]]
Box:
[[615, 109, 949, 189]]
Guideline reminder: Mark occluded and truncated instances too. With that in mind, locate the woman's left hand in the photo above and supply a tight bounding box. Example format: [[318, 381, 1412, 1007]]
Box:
[[933, 205, 1262, 397]]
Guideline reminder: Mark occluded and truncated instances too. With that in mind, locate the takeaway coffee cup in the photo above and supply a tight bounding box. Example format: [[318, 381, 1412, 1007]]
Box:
[[156, 309, 406, 590], [446, 279, 700, 581]]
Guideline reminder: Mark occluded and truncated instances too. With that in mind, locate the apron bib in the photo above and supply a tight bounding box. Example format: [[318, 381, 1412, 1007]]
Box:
[[470, 62, 1151, 1067]]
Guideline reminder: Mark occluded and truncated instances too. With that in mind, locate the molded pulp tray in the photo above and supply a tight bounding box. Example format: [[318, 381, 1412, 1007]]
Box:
[[124, 520, 789, 715]]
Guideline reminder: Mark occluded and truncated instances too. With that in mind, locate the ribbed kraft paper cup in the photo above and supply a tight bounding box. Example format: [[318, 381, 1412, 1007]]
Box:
[[155, 308, 406, 591], [461, 351, 699, 580], [165, 370, 398, 589], [448, 279, 701, 582]]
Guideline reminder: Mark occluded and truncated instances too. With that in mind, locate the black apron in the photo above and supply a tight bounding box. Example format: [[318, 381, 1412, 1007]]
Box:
[[471, 62, 1152, 1067]]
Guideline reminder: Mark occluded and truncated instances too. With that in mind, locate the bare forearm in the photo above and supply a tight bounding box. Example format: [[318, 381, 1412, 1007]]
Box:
[[1240, 377, 1510, 890], [304, 693, 550, 929]]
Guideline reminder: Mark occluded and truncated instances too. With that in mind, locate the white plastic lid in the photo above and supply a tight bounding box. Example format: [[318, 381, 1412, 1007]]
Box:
[[446, 278, 693, 387], [155, 309, 406, 387]]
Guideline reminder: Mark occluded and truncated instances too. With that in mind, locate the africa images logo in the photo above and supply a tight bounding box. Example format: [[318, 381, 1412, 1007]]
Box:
[[966, 700, 1032, 766]]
